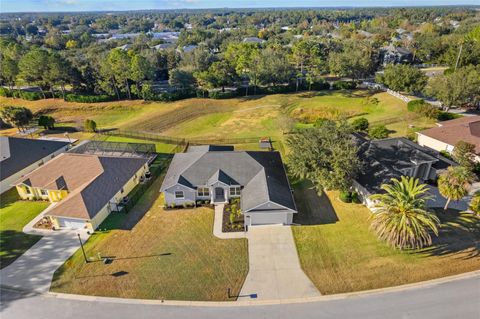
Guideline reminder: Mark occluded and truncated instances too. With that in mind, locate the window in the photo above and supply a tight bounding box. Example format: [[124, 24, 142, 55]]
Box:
[[40, 189, 48, 196], [230, 186, 241, 196], [197, 187, 210, 197], [175, 191, 184, 199], [25, 187, 32, 195]]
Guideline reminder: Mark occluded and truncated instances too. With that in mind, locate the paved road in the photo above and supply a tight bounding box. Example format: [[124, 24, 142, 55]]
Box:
[[2, 273, 478, 319], [240, 226, 320, 300]]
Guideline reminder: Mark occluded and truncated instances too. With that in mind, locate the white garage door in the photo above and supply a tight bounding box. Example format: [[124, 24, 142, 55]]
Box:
[[58, 218, 87, 229], [248, 212, 290, 225]]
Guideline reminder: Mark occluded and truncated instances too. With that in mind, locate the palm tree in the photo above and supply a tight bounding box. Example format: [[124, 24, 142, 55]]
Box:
[[438, 166, 474, 210], [369, 176, 440, 250]]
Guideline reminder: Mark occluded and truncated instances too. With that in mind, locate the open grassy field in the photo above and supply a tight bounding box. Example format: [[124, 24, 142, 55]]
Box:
[[0, 188, 49, 269], [51, 174, 248, 301], [291, 180, 480, 295], [1, 90, 436, 141]]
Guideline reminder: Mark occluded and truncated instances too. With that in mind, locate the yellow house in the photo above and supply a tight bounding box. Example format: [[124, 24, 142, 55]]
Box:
[[15, 153, 150, 231]]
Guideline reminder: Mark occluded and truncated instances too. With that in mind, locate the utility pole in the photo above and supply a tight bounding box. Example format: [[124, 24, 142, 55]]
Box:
[[77, 233, 88, 263]]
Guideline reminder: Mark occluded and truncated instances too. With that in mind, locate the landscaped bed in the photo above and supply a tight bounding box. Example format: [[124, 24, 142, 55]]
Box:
[[291, 180, 480, 295], [222, 199, 244, 233], [51, 176, 248, 301], [0, 188, 49, 269]]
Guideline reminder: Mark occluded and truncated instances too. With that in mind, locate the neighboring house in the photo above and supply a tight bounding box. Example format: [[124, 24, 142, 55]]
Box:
[[14, 153, 149, 231], [176, 44, 198, 54], [151, 43, 175, 50], [417, 116, 480, 161], [0, 137, 70, 194], [353, 135, 455, 206], [380, 44, 413, 65], [116, 44, 132, 51], [242, 37, 265, 44], [160, 146, 297, 226]]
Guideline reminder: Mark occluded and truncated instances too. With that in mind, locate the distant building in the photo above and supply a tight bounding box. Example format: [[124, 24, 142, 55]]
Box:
[[243, 37, 265, 44], [116, 44, 132, 51], [380, 44, 413, 65], [177, 44, 198, 54], [151, 43, 175, 50]]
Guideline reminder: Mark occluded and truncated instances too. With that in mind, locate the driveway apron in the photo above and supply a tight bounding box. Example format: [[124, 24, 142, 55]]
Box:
[[239, 225, 320, 300]]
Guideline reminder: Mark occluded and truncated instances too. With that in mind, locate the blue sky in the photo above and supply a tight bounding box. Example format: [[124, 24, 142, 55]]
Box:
[[1, 0, 477, 13]]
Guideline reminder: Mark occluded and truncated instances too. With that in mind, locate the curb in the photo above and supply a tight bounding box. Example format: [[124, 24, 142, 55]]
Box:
[[45, 270, 480, 307]]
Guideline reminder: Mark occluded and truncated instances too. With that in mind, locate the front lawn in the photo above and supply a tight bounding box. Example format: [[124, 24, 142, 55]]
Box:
[[292, 180, 480, 294], [0, 188, 49, 269], [51, 176, 248, 301]]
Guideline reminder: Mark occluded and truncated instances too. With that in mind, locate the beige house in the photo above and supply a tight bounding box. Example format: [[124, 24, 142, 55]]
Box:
[[15, 153, 149, 231], [417, 116, 480, 162]]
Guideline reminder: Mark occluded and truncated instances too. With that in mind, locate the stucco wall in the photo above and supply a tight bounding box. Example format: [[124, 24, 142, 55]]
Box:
[[417, 133, 454, 153], [1, 145, 69, 194]]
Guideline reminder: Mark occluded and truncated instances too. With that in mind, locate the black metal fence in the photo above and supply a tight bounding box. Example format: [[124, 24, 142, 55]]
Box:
[[98, 129, 268, 147]]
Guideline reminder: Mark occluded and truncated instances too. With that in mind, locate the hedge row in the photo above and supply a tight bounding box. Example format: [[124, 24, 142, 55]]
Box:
[[64, 94, 114, 103]]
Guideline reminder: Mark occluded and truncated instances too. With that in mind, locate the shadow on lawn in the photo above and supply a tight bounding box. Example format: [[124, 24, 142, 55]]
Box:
[[421, 209, 480, 259], [0, 230, 42, 270], [292, 180, 339, 225], [96, 153, 171, 232]]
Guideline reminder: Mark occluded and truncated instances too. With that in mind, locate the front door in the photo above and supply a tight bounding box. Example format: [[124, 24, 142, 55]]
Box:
[[214, 187, 224, 202]]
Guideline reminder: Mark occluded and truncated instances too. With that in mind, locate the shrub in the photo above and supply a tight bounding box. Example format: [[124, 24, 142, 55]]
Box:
[[407, 100, 440, 119], [407, 99, 426, 112], [12, 90, 44, 100], [38, 115, 55, 129], [309, 79, 331, 91], [351, 117, 369, 132], [0, 87, 12, 97], [209, 90, 238, 99], [439, 150, 453, 160], [332, 81, 357, 90], [437, 111, 460, 121], [339, 190, 352, 203], [84, 119, 97, 132], [369, 125, 390, 139], [151, 90, 196, 102], [65, 94, 113, 103], [351, 191, 361, 204]]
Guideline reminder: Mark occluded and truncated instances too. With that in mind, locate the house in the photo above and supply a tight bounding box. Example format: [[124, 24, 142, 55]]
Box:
[[0, 137, 70, 194], [14, 153, 149, 231], [151, 43, 175, 51], [242, 37, 265, 44], [417, 116, 480, 161], [176, 44, 198, 54], [380, 44, 413, 65], [116, 44, 132, 51], [160, 146, 297, 226], [353, 135, 455, 206]]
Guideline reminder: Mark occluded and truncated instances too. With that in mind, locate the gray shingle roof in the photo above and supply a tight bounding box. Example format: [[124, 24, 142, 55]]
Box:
[[0, 137, 69, 181], [354, 135, 455, 194], [160, 149, 296, 212]]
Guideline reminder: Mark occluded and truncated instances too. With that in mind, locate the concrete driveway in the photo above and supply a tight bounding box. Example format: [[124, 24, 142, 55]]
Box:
[[239, 225, 320, 300], [0, 232, 87, 293]]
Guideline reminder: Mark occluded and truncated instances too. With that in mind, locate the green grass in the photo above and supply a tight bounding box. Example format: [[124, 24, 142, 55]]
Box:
[[291, 180, 480, 294], [0, 188, 49, 269], [51, 174, 248, 301]]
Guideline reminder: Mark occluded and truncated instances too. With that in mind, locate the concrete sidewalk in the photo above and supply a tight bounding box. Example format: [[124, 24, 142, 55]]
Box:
[[239, 226, 320, 301]]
